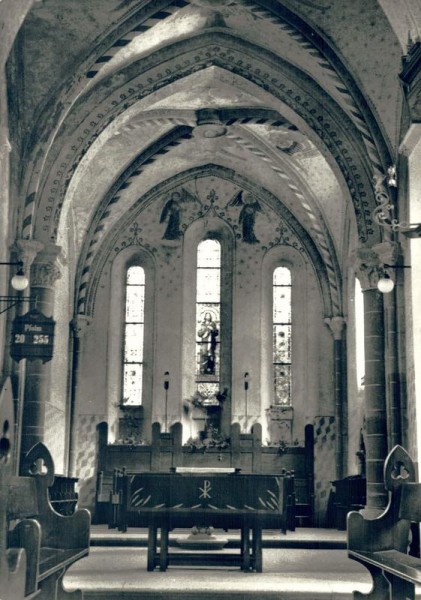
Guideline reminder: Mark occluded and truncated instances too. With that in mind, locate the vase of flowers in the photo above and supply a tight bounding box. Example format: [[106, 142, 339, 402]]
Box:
[[183, 387, 228, 434]]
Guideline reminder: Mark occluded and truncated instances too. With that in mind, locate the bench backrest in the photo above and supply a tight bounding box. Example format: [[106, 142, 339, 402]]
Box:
[[8, 476, 40, 520], [8, 442, 56, 525], [399, 483, 421, 522], [384, 445, 421, 523]]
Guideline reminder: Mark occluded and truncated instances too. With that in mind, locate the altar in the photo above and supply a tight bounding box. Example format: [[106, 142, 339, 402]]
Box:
[[118, 468, 293, 572]]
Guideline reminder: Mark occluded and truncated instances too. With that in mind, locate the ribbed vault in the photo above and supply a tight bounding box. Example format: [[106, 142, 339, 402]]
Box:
[[7, 0, 406, 324]]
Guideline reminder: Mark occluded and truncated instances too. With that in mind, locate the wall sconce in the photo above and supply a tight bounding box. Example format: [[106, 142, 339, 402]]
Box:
[[373, 167, 421, 237], [163, 371, 170, 432], [386, 165, 397, 188], [377, 263, 411, 294], [0, 261, 29, 291], [164, 371, 170, 391], [0, 261, 30, 314], [243, 372, 250, 432]]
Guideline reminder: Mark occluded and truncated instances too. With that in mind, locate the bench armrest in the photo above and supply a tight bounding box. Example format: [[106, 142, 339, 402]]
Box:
[[348, 507, 410, 554], [3, 547, 27, 600], [8, 518, 41, 596], [39, 506, 91, 550]]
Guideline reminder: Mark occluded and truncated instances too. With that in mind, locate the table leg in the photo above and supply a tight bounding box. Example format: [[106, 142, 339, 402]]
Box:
[[147, 525, 157, 571], [252, 525, 262, 573], [159, 525, 169, 572], [242, 526, 251, 572], [386, 573, 415, 600]]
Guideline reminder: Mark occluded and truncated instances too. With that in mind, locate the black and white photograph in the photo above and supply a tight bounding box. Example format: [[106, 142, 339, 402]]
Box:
[[1, 1, 421, 598]]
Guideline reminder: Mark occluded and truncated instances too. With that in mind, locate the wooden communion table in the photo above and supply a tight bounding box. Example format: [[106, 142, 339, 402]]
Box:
[[119, 467, 293, 572]]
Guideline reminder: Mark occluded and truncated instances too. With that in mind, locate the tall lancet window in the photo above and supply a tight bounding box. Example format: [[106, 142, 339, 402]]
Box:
[[273, 266, 292, 405], [196, 239, 221, 403], [123, 266, 145, 405]]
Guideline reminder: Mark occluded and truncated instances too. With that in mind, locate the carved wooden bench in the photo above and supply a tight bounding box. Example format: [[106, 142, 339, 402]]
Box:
[[348, 445, 421, 599], [0, 377, 29, 599], [7, 442, 91, 599]]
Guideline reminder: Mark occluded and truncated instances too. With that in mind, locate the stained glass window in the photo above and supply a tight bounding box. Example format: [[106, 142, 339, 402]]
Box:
[[196, 240, 221, 403], [123, 266, 145, 405], [273, 266, 292, 405]]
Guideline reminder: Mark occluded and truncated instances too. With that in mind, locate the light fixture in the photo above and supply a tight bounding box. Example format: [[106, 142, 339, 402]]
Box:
[[164, 371, 170, 390], [386, 165, 397, 188], [0, 261, 29, 291], [11, 265, 29, 291], [377, 272, 395, 294], [244, 372, 249, 433], [377, 263, 411, 294], [163, 371, 170, 432], [372, 167, 421, 237], [0, 261, 31, 313]]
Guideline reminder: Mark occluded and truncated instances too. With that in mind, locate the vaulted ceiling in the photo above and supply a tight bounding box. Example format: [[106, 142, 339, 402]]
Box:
[[6, 0, 417, 314]]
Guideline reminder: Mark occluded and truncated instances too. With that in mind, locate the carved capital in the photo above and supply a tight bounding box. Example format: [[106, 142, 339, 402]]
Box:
[[31, 263, 61, 287], [324, 316, 346, 340], [353, 242, 400, 291], [373, 241, 400, 266], [70, 315, 92, 339], [31, 244, 64, 288], [12, 239, 44, 272]]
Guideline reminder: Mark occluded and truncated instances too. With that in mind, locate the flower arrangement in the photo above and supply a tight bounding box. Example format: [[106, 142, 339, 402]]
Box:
[[183, 387, 229, 414], [113, 436, 148, 447], [114, 402, 146, 446], [185, 425, 230, 453], [278, 440, 289, 455], [265, 438, 301, 454]]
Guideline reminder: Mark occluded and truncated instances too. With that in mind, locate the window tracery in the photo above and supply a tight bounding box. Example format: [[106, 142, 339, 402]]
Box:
[[195, 239, 221, 404], [273, 266, 292, 405], [123, 265, 145, 405]]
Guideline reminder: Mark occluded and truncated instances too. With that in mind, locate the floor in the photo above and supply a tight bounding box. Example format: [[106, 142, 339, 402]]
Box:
[[90, 524, 348, 549], [63, 527, 373, 599]]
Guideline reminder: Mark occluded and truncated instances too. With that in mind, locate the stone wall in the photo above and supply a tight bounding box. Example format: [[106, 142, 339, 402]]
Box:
[[73, 171, 336, 520]]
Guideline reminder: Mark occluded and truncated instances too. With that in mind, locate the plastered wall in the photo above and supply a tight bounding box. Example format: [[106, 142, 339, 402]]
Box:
[[72, 173, 336, 513]]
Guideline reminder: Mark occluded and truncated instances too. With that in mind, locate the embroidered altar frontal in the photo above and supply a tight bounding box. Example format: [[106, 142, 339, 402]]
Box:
[[121, 471, 290, 530]]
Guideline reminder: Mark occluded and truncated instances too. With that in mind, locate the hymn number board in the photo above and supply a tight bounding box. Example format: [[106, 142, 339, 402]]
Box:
[[10, 309, 55, 363]]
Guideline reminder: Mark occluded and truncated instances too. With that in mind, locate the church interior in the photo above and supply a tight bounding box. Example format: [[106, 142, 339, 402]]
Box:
[[1, 0, 421, 598]]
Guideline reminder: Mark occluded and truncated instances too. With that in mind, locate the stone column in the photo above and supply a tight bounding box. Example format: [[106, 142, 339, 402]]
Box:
[[399, 123, 421, 469], [68, 315, 91, 476], [375, 241, 402, 451], [325, 316, 346, 479], [11, 239, 44, 473], [355, 246, 389, 514], [19, 245, 62, 469]]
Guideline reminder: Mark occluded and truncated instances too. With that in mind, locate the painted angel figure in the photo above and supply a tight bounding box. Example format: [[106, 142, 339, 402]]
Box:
[[159, 191, 182, 240], [160, 188, 202, 240], [227, 190, 262, 244]]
